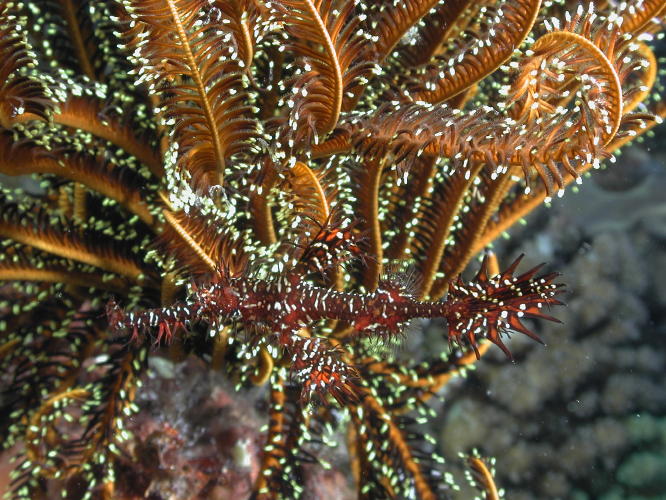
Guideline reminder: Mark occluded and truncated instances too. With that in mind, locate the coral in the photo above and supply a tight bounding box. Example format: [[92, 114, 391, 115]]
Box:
[[0, 0, 664, 499]]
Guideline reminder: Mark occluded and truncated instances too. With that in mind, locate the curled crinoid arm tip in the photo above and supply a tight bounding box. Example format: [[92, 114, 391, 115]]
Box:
[[465, 453, 500, 500], [444, 255, 566, 359]]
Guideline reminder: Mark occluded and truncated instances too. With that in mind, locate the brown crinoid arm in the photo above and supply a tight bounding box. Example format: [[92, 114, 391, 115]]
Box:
[[14, 343, 147, 498], [1, 301, 98, 443], [369, 0, 443, 61], [267, 160, 335, 255], [410, 159, 486, 298], [55, 0, 98, 80], [0, 133, 155, 226], [0, 248, 130, 293], [254, 375, 292, 499], [212, 0, 264, 70], [272, 0, 373, 145], [278, 160, 365, 283], [358, 342, 492, 412], [349, 385, 447, 500], [52, 97, 163, 178], [2, 289, 147, 499], [393, 0, 478, 68], [254, 374, 325, 500], [158, 202, 248, 278], [119, 0, 257, 190], [5, 95, 163, 178], [475, 112, 664, 257], [353, 155, 387, 290], [618, 0, 666, 34], [428, 170, 517, 299], [0, 5, 52, 128], [0, 195, 155, 285], [506, 7, 627, 155], [466, 454, 501, 500], [283, 161, 331, 231], [407, 0, 542, 103]]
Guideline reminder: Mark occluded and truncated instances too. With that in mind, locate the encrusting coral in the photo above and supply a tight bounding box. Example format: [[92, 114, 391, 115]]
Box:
[[0, 0, 664, 498]]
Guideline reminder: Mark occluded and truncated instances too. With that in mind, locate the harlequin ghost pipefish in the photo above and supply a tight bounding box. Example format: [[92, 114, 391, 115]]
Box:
[[108, 242, 564, 404]]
